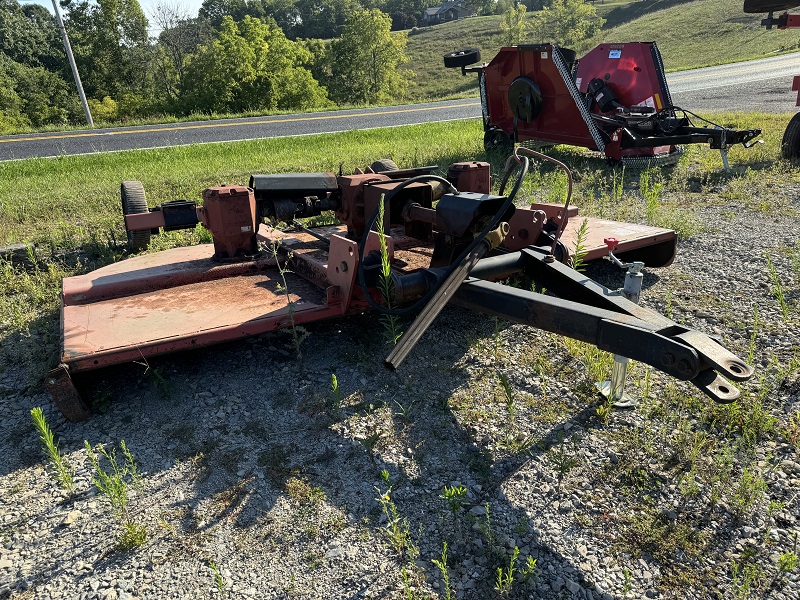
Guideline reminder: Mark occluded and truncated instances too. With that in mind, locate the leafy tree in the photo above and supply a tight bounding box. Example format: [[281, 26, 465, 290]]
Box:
[[61, 0, 151, 99], [327, 8, 410, 105], [181, 15, 329, 113], [259, 0, 302, 36], [384, 0, 424, 29], [298, 37, 328, 83], [151, 3, 214, 105], [500, 2, 527, 46], [199, 0, 266, 27], [0, 53, 81, 129], [293, 0, 359, 39], [0, 0, 66, 72], [530, 0, 604, 48]]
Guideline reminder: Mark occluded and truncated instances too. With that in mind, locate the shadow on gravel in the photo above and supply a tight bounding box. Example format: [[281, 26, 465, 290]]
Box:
[[1, 298, 624, 598]]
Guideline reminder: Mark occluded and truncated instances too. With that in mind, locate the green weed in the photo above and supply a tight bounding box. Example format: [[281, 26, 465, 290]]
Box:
[[729, 467, 767, 519], [612, 166, 626, 202], [265, 241, 309, 359], [547, 432, 580, 489], [622, 567, 632, 597], [85, 439, 147, 548], [563, 337, 614, 385], [569, 218, 590, 272], [640, 168, 663, 225], [84, 441, 134, 518], [596, 398, 613, 424], [477, 502, 495, 555], [330, 373, 342, 411], [778, 551, 799, 574], [375, 486, 419, 562], [731, 559, 762, 599], [431, 542, 453, 600], [767, 255, 791, 321], [285, 475, 326, 506], [30, 407, 74, 493], [440, 484, 468, 517], [747, 306, 760, 366], [498, 372, 516, 426], [118, 521, 148, 550], [376, 195, 402, 345], [209, 560, 226, 597], [495, 545, 519, 596]]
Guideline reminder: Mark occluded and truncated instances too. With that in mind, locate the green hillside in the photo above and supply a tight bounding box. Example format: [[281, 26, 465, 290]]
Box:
[[402, 0, 800, 101], [598, 0, 799, 69]]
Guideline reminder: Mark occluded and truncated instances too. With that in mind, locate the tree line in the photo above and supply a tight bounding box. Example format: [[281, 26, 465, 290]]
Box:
[[0, 0, 602, 131], [0, 0, 415, 130]]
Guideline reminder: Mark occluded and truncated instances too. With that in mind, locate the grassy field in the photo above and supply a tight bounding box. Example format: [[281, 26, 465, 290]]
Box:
[[402, 0, 800, 101]]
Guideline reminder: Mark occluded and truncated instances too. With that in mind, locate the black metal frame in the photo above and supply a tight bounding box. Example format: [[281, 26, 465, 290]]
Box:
[[394, 245, 752, 403]]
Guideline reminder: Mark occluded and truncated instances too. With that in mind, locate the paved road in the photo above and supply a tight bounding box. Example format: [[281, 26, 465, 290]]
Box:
[[667, 52, 799, 113], [0, 99, 481, 162], [1, 53, 797, 161]]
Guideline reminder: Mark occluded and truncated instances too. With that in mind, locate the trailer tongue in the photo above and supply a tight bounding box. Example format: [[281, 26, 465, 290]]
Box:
[[48, 152, 752, 421]]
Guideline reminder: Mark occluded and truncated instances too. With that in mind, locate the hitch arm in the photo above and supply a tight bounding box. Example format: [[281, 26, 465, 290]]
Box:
[[393, 245, 752, 403], [517, 247, 753, 384]]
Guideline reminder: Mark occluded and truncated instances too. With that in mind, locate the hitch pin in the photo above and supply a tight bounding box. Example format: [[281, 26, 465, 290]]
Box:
[[596, 237, 645, 408]]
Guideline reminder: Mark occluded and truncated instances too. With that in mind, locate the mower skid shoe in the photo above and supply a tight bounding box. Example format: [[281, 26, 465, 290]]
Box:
[[46, 364, 91, 422]]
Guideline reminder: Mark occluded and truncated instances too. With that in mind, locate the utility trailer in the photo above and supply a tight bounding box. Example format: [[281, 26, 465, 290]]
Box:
[[47, 152, 752, 421], [445, 42, 761, 167]]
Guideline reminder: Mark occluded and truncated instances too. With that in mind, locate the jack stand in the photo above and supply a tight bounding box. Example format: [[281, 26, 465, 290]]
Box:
[[596, 237, 645, 408], [717, 127, 730, 172]]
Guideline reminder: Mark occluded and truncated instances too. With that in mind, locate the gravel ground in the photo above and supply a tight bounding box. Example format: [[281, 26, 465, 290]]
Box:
[[1, 165, 799, 600]]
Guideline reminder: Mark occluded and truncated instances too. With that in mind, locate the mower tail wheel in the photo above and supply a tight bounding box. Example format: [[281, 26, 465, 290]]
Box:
[[443, 48, 480, 69], [484, 127, 514, 155], [121, 180, 151, 251], [369, 159, 400, 173], [781, 112, 800, 160]]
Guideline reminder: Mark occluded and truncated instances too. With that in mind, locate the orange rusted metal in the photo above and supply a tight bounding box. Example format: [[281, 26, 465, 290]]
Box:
[[197, 186, 258, 259]]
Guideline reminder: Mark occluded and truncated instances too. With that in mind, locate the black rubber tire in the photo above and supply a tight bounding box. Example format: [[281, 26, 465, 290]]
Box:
[[443, 48, 480, 69], [484, 127, 514, 155], [121, 180, 151, 251], [781, 112, 800, 160], [369, 159, 400, 173]]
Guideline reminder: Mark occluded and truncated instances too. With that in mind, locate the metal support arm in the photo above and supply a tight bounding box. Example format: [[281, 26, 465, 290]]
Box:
[[392, 245, 753, 403]]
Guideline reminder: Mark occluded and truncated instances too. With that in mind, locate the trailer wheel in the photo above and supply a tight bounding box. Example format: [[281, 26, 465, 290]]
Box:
[[121, 180, 151, 251], [443, 49, 480, 69], [781, 112, 800, 160], [484, 127, 513, 154]]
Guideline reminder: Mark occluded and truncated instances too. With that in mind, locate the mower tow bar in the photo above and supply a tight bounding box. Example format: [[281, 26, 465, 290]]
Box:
[[392, 246, 753, 403], [385, 222, 510, 370]]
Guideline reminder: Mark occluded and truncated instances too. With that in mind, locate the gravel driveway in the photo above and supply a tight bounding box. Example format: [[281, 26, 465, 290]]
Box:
[[1, 155, 799, 600]]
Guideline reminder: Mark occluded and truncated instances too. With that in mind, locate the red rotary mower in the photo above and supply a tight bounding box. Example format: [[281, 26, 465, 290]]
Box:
[[444, 42, 762, 167], [47, 151, 753, 420]]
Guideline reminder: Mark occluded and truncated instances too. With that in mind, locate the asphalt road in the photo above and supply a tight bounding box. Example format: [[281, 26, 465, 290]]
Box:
[[667, 52, 799, 113], [1, 53, 797, 162]]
